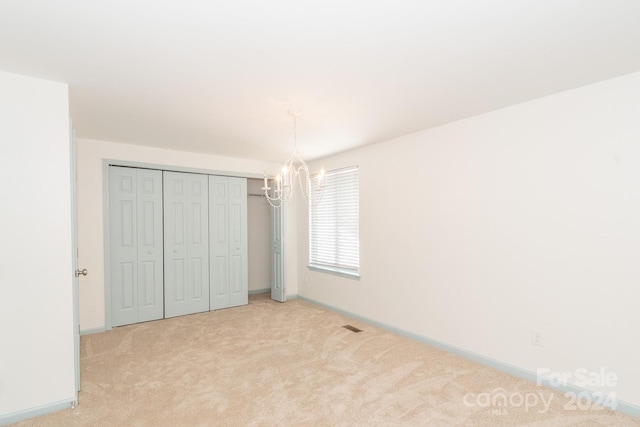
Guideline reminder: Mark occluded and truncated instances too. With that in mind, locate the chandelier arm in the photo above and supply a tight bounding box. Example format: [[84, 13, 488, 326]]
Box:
[[298, 164, 310, 200], [263, 180, 284, 208], [264, 110, 324, 208]]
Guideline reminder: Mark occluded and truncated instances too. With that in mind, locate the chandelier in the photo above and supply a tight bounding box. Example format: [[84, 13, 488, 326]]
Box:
[[262, 110, 325, 208]]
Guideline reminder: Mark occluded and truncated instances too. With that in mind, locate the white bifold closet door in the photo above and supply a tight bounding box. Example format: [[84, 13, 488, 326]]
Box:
[[109, 167, 164, 327], [163, 171, 210, 318], [270, 192, 285, 303], [209, 176, 248, 310]]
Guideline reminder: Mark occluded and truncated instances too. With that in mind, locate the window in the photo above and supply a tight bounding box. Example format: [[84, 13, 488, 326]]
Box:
[[309, 166, 359, 277]]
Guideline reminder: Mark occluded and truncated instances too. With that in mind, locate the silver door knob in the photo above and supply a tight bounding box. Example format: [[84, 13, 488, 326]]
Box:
[[173, 249, 178, 253], [148, 250, 153, 254], [75, 268, 88, 277]]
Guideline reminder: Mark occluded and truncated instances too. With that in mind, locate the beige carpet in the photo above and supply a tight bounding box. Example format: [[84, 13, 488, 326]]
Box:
[[16, 294, 639, 426]]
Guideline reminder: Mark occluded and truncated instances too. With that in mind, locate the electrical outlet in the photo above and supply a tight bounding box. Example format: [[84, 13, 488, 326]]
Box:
[[531, 329, 544, 347]]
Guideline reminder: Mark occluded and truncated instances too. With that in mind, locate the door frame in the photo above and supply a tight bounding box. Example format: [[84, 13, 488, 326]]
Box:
[[102, 160, 264, 330], [69, 120, 80, 397]]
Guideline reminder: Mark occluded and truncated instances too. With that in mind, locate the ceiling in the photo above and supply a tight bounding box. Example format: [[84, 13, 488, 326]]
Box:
[[1, 1, 640, 162]]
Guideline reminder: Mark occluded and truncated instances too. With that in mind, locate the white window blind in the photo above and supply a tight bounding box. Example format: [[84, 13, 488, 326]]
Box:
[[309, 166, 359, 277]]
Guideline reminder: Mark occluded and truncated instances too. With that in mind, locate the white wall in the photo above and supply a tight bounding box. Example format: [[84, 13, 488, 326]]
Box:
[[0, 71, 75, 417], [247, 179, 270, 291], [76, 138, 292, 330], [298, 71, 640, 407]]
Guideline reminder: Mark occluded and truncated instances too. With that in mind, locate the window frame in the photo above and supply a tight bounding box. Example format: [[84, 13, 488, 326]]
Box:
[[308, 166, 360, 279]]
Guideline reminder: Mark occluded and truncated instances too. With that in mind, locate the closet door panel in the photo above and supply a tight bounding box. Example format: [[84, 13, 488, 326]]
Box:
[[110, 167, 138, 326], [270, 188, 285, 303], [110, 167, 163, 327], [164, 171, 209, 318], [209, 176, 230, 310], [164, 172, 187, 317], [187, 177, 209, 312], [209, 176, 248, 310], [136, 169, 163, 322], [228, 177, 248, 307]]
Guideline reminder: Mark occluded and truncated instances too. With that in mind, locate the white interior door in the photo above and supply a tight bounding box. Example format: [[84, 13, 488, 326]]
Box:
[[209, 176, 230, 309], [69, 121, 80, 395], [135, 169, 164, 322], [228, 177, 248, 307], [109, 167, 164, 326], [270, 191, 285, 303], [210, 176, 248, 310], [109, 167, 138, 326], [164, 171, 209, 317]]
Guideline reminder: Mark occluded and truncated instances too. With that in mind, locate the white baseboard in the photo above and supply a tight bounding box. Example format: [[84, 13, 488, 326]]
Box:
[[0, 398, 76, 426], [297, 296, 640, 420], [80, 327, 106, 336]]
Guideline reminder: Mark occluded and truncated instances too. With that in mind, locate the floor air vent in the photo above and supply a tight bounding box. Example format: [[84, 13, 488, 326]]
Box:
[[342, 325, 363, 333]]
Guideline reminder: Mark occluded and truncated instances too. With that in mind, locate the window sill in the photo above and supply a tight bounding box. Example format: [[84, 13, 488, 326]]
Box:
[[308, 265, 360, 280]]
